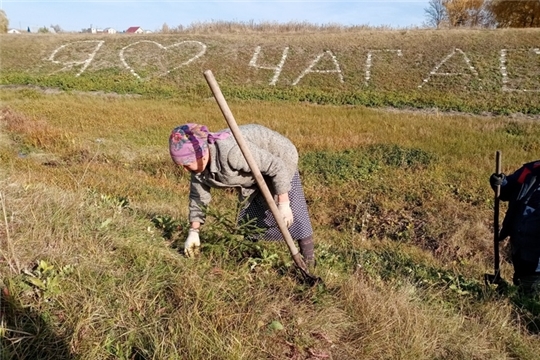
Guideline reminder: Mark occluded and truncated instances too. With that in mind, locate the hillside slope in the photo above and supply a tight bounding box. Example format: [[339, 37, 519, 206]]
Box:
[[1, 28, 539, 114]]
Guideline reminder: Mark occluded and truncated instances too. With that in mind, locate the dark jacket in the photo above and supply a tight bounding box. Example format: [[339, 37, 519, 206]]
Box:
[[498, 160, 540, 277]]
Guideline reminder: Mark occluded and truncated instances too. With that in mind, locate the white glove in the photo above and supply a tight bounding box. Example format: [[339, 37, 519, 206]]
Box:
[[277, 201, 294, 228], [184, 229, 201, 258]]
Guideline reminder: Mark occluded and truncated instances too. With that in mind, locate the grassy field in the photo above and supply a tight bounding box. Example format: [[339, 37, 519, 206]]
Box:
[[1, 28, 540, 359], [1, 28, 539, 113]]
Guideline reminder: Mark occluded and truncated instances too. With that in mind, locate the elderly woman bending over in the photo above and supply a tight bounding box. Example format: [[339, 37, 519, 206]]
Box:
[[169, 123, 315, 266]]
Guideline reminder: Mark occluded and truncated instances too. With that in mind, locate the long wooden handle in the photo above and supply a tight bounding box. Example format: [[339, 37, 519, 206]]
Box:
[[203, 70, 309, 272], [493, 150, 501, 277]]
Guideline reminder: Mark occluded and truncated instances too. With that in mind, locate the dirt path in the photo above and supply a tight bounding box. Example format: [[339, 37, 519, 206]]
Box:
[[1, 84, 539, 121]]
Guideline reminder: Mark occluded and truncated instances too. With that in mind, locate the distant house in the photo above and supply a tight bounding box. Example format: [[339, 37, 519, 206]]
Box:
[[7, 29, 21, 34], [103, 27, 117, 34], [126, 26, 143, 34]]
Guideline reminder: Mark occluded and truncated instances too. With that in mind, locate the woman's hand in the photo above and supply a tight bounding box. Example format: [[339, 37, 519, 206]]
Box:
[[184, 227, 201, 257], [277, 193, 293, 227], [277, 201, 294, 228]]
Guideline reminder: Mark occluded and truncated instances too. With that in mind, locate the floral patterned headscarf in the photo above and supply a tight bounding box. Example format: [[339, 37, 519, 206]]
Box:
[[169, 123, 231, 165]]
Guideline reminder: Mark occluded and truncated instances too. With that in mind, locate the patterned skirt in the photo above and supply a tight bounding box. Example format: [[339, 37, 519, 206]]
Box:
[[238, 171, 313, 241]]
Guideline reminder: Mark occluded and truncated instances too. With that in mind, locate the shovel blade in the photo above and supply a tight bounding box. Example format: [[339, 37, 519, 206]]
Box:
[[484, 273, 509, 294], [484, 273, 500, 285]]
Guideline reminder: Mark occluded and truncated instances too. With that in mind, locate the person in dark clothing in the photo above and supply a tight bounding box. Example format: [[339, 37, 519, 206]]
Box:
[[490, 160, 540, 292]]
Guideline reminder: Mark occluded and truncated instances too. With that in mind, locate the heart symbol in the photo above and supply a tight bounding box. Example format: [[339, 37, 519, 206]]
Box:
[[120, 40, 207, 80]]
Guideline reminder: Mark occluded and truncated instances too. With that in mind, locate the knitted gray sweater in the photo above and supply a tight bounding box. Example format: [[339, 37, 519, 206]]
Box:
[[189, 124, 299, 224]]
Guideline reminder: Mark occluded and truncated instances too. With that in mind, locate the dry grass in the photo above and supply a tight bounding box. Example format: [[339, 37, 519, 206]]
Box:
[[1, 25, 540, 359], [169, 20, 399, 34], [1, 85, 540, 359]]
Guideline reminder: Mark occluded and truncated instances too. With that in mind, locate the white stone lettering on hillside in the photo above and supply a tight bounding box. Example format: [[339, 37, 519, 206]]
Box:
[[500, 48, 540, 92], [418, 48, 478, 88], [47, 40, 105, 77], [249, 46, 289, 85], [500, 49, 509, 91], [364, 49, 403, 86], [119, 40, 207, 80], [292, 50, 344, 86]]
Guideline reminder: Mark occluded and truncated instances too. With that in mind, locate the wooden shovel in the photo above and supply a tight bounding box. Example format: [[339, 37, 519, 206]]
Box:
[[203, 69, 321, 285]]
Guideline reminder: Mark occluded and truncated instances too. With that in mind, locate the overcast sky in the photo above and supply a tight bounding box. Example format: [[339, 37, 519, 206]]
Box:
[[3, 0, 431, 32]]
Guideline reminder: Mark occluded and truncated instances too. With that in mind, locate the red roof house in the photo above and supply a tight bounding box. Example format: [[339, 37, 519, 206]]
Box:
[[126, 26, 143, 34]]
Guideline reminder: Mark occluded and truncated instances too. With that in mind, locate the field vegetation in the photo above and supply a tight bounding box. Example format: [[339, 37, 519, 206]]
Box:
[[0, 28, 539, 114], [1, 27, 540, 359]]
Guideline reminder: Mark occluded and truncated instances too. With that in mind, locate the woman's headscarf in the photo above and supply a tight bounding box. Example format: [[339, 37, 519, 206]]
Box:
[[169, 123, 231, 165]]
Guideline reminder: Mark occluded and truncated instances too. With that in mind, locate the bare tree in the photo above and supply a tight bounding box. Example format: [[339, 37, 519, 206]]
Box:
[[443, 0, 493, 27], [425, 0, 448, 28], [51, 24, 63, 33], [161, 22, 170, 33], [469, 1, 496, 27], [0, 10, 9, 33]]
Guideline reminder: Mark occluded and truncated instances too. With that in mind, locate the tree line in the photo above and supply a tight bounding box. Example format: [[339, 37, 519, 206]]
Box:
[[0, 10, 7, 33], [425, 0, 540, 28]]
